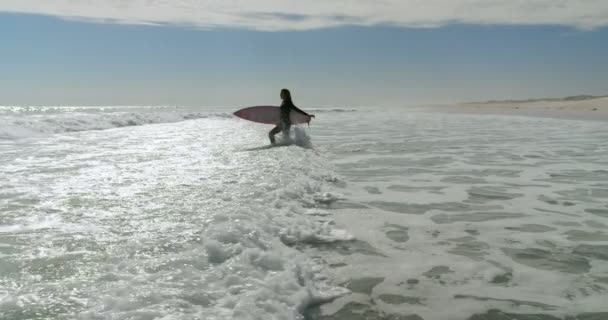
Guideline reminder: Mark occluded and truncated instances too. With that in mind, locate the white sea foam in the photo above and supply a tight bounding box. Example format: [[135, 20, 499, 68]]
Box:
[[310, 110, 608, 319], [0, 106, 231, 139], [2, 107, 608, 319], [0, 113, 349, 319]]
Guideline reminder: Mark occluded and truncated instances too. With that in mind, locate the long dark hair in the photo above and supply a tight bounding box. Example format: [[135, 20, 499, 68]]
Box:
[[281, 88, 293, 103]]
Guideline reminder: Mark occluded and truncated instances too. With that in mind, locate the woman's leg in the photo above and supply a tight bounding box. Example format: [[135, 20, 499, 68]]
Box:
[[282, 122, 291, 139], [268, 125, 282, 144]]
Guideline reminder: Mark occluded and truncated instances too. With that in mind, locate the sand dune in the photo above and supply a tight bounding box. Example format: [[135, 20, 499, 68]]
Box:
[[425, 96, 608, 121]]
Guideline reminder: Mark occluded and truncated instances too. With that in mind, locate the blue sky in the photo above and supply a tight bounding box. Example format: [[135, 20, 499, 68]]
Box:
[[1, 2, 608, 107]]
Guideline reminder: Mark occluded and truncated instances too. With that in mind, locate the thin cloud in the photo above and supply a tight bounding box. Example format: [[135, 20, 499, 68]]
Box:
[[1, 0, 607, 31]]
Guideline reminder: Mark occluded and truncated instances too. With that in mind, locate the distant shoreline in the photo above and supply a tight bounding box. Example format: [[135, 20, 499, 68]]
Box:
[[466, 94, 608, 105], [420, 95, 608, 122]]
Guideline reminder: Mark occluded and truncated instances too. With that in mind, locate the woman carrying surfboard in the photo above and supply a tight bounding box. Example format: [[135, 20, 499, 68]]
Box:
[[269, 89, 314, 144]]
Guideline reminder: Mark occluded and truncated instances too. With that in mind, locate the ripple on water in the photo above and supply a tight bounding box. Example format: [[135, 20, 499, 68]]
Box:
[[504, 224, 557, 233], [466, 187, 524, 203], [555, 188, 608, 202], [469, 310, 608, 320], [440, 176, 487, 184], [585, 220, 608, 229], [445, 169, 522, 178], [368, 201, 503, 215], [386, 185, 445, 193], [366, 201, 429, 214], [447, 236, 490, 261], [544, 169, 608, 183], [308, 239, 386, 257], [383, 224, 409, 243], [362, 156, 454, 167], [502, 247, 591, 274], [378, 294, 424, 305], [423, 266, 454, 280], [573, 244, 608, 261], [564, 230, 608, 242], [307, 301, 424, 320], [552, 220, 582, 227], [363, 186, 382, 194], [341, 277, 384, 295], [586, 208, 608, 218], [337, 167, 435, 180], [431, 212, 525, 224], [455, 295, 557, 311]]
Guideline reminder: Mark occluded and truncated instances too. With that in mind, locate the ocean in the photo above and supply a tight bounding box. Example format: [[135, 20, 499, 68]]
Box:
[[1, 106, 607, 320]]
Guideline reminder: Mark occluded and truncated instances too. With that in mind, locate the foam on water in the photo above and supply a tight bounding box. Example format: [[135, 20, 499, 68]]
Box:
[[0, 106, 232, 139], [309, 110, 608, 320], [2, 107, 608, 319], [0, 112, 349, 319]]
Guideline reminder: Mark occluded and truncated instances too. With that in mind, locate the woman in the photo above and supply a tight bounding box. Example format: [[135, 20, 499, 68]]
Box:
[[268, 89, 314, 144]]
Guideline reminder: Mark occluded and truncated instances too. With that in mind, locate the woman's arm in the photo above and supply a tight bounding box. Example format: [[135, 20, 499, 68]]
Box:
[[291, 105, 314, 117]]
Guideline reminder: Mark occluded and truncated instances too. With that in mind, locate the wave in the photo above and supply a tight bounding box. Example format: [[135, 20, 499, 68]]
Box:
[[0, 110, 232, 139], [307, 108, 357, 113]]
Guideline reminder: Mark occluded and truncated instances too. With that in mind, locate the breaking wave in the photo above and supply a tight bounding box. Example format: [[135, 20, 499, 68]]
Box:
[[306, 108, 356, 113], [0, 108, 231, 139]]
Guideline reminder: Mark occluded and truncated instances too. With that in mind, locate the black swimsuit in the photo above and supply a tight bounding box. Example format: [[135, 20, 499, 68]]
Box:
[[280, 100, 294, 129]]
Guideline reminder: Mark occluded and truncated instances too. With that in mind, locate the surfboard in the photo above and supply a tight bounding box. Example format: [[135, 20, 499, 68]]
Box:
[[233, 106, 311, 125]]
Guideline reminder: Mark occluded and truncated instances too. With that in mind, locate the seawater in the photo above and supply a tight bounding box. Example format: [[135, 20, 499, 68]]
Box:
[[1, 106, 607, 319]]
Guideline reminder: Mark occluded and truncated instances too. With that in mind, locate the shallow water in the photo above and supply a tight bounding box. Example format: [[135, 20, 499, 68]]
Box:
[[1, 106, 608, 319], [310, 110, 608, 320]]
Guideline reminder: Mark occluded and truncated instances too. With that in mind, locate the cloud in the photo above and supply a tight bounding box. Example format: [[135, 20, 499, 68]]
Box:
[[1, 0, 607, 31]]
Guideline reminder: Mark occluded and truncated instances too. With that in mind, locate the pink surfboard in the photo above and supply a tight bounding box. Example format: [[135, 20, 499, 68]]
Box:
[[233, 106, 312, 125]]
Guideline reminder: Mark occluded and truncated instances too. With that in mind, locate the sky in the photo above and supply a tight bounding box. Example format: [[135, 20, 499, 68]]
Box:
[[1, 1, 608, 107]]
